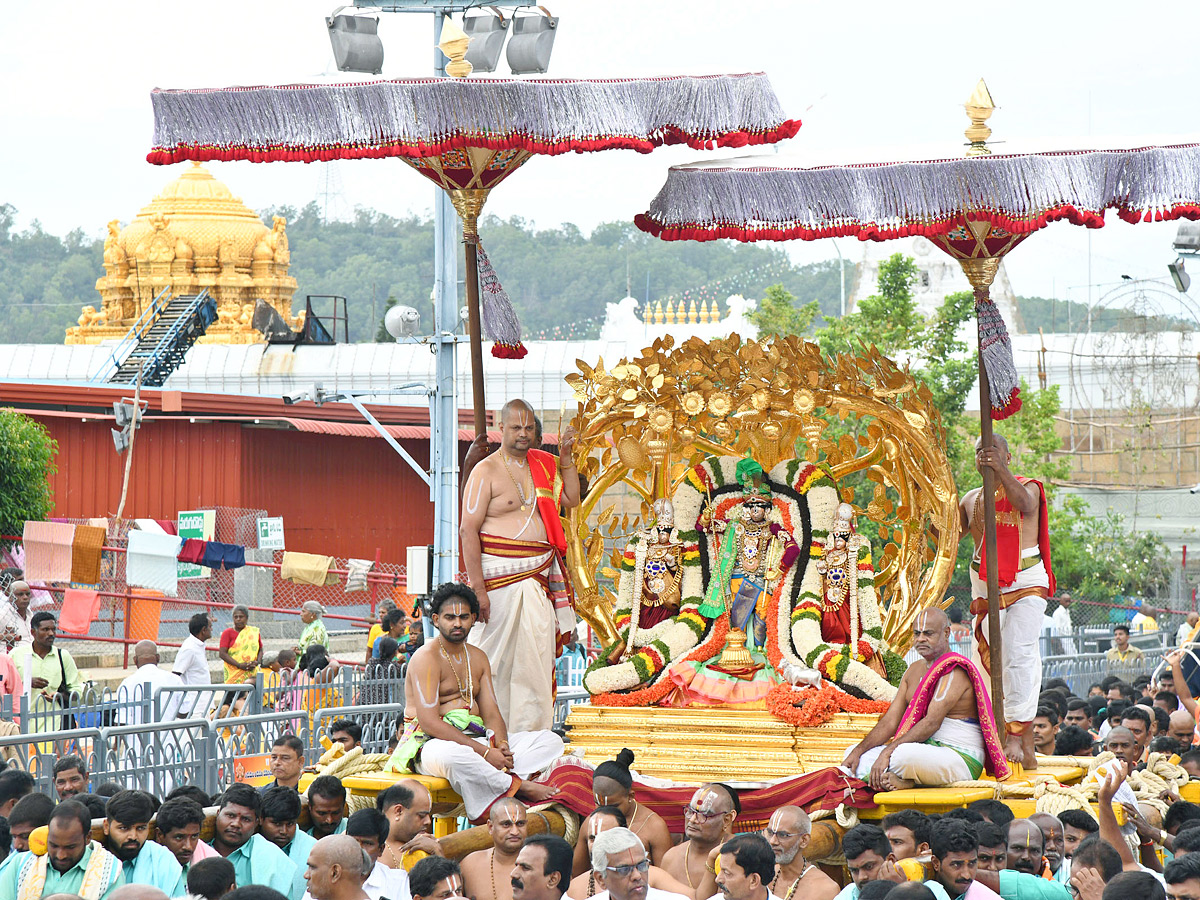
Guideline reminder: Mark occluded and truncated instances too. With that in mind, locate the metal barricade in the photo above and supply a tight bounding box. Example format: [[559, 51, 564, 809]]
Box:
[[95, 718, 219, 797], [554, 687, 588, 728], [209, 708, 314, 772], [1040, 652, 1150, 695], [153, 682, 258, 721], [0, 727, 104, 795], [311, 703, 407, 762]]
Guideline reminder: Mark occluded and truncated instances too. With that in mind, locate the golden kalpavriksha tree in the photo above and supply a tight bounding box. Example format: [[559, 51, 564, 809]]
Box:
[[564, 334, 958, 722]]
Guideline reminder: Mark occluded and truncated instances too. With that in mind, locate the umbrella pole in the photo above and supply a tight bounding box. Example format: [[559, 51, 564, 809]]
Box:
[[450, 190, 490, 435], [960, 259, 1006, 738]]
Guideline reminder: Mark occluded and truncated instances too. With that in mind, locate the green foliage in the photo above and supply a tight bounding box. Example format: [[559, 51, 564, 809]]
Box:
[[0, 203, 105, 343], [818, 254, 924, 356], [747, 284, 820, 338], [1049, 507, 1174, 605], [0, 410, 57, 548]]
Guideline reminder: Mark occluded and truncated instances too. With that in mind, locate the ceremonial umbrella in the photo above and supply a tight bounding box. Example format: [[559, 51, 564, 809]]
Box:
[[634, 91, 1200, 728], [146, 67, 798, 433]]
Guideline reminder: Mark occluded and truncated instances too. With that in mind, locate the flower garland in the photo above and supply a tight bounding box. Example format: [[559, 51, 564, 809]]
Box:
[[765, 682, 890, 728], [584, 522, 704, 695], [591, 612, 731, 707]]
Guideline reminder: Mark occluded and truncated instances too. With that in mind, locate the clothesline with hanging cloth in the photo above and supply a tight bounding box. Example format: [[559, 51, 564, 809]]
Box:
[[634, 140, 1200, 419], [144, 71, 800, 432]]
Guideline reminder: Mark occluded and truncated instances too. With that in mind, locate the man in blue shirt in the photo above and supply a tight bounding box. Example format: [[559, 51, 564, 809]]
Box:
[[212, 783, 297, 898], [103, 789, 181, 894], [307, 776, 348, 839]]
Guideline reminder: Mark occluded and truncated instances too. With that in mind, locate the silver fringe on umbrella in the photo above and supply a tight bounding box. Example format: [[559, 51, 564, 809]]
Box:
[[476, 242, 526, 360], [636, 143, 1200, 241], [148, 74, 799, 163]]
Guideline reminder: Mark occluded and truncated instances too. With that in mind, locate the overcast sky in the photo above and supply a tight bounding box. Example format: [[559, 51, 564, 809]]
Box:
[[4, 1, 1199, 315]]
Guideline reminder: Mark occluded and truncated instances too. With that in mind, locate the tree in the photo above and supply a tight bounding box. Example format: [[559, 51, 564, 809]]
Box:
[[0, 410, 57, 548], [817, 254, 924, 356], [746, 284, 819, 338]]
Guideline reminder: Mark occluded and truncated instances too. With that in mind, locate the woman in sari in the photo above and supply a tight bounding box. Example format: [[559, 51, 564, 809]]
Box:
[[218, 605, 262, 716], [291, 643, 342, 730]]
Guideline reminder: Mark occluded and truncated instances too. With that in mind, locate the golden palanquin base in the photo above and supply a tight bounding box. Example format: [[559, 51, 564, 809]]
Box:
[[564, 704, 880, 782]]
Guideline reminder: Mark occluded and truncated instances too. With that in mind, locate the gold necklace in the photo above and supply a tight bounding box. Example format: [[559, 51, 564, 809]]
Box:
[[502, 452, 532, 510], [386, 842, 403, 869], [439, 637, 473, 705]]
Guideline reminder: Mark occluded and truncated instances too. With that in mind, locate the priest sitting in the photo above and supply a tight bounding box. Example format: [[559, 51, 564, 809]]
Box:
[[387, 582, 563, 822], [842, 608, 1010, 790]]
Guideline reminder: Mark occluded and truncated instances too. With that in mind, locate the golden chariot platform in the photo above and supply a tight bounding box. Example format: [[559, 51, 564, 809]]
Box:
[[563, 704, 880, 781]]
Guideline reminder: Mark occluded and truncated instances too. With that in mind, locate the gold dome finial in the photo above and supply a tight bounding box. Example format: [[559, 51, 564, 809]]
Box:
[[964, 78, 996, 157], [438, 17, 473, 78]]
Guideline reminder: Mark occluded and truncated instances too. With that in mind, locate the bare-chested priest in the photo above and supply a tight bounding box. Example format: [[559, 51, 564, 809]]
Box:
[[462, 798, 528, 900], [842, 608, 1012, 790], [960, 434, 1055, 768], [461, 399, 580, 733], [660, 784, 739, 891], [387, 583, 563, 821]]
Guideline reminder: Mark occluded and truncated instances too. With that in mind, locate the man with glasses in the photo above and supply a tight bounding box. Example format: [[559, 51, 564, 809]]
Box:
[[762, 807, 838, 900], [661, 784, 739, 891], [589, 828, 689, 900]]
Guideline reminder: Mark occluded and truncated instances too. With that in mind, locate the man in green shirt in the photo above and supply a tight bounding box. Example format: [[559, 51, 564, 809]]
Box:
[[211, 783, 297, 899], [10, 612, 83, 735], [0, 800, 125, 900], [925, 819, 1071, 900]]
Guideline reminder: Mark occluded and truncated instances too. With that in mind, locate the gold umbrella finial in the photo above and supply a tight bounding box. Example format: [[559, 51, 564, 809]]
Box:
[[438, 17, 473, 78], [964, 78, 996, 157]]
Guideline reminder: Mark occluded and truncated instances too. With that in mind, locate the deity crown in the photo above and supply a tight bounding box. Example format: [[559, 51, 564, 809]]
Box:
[[736, 457, 772, 500]]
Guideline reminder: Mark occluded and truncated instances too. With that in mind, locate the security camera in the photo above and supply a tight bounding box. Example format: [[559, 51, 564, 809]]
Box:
[[1191, 483, 1200, 494], [282, 390, 310, 405]]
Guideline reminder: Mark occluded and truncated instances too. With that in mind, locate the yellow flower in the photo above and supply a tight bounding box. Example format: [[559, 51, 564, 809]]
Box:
[[681, 391, 706, 416]]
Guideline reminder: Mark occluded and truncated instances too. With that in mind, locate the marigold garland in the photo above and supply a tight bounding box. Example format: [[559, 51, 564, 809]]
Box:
[[764, 682, 890, 727]]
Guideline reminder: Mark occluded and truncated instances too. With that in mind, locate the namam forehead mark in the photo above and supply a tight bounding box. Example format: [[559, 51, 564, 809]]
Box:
[[768, 809, 787, 831], [915, 610, 931, 632], [446, 874, 465, 895], [589, 814, 616, 838], [691, 788, 723, 813], [492, 798, 526, 822]]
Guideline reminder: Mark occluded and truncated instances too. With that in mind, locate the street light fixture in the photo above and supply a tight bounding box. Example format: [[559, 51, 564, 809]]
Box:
[[506, 7, 558, 75], [464, 8, 509, 74], [326, 9, 385, 74], [1169, 257, 1191, 294]]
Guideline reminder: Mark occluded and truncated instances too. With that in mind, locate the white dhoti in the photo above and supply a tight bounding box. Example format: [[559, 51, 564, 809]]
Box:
[[845, 717, 986, 786], [971, 557, 1049, 725], [470, 537, 568, 734], [416, 729, 564, 821]]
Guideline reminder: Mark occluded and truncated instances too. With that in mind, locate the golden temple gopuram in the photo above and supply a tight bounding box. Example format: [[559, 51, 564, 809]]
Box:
[[65, 162, 300, 345]]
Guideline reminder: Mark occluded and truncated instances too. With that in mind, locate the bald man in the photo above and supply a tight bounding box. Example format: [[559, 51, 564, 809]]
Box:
[[460, 398, 580, 732], [462, 799, 528, 900], [306, 834, 372, 900], [961, 434, 1055, 769], [1170, 709, 1196, 749], [762, 806, 839, 900], [116, 639, 185, 725], [109, 888, 171, 900], [844, 608, 1010, 790]]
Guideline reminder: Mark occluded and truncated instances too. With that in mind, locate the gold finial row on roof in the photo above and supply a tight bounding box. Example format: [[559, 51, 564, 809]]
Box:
[[642, 297, 720, 324]]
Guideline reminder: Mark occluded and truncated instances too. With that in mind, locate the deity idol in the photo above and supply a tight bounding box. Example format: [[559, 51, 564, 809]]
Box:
[[791, 502, 904, 699], [604, 499, 688, 665], [698, 458, 799, 648]]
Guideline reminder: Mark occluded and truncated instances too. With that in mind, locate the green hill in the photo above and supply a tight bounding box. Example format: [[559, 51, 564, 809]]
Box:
[[0, 200, 850, 345]]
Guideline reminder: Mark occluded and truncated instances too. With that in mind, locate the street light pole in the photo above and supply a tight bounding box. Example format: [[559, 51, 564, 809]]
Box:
[[831, 240, 846, 317]]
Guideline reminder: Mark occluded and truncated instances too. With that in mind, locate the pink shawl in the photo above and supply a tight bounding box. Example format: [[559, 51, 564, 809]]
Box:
[[896, 651, 1010, 780]]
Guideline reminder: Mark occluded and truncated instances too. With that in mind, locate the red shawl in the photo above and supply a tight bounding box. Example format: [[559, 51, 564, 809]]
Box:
[[896, 651, 1011, 780], [528, 448, 566, 554], [976, 477, 1055, 595]]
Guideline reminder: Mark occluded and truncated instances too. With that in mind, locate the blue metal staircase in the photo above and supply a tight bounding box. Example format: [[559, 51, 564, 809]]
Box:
[[94, 289, 218, 386]]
